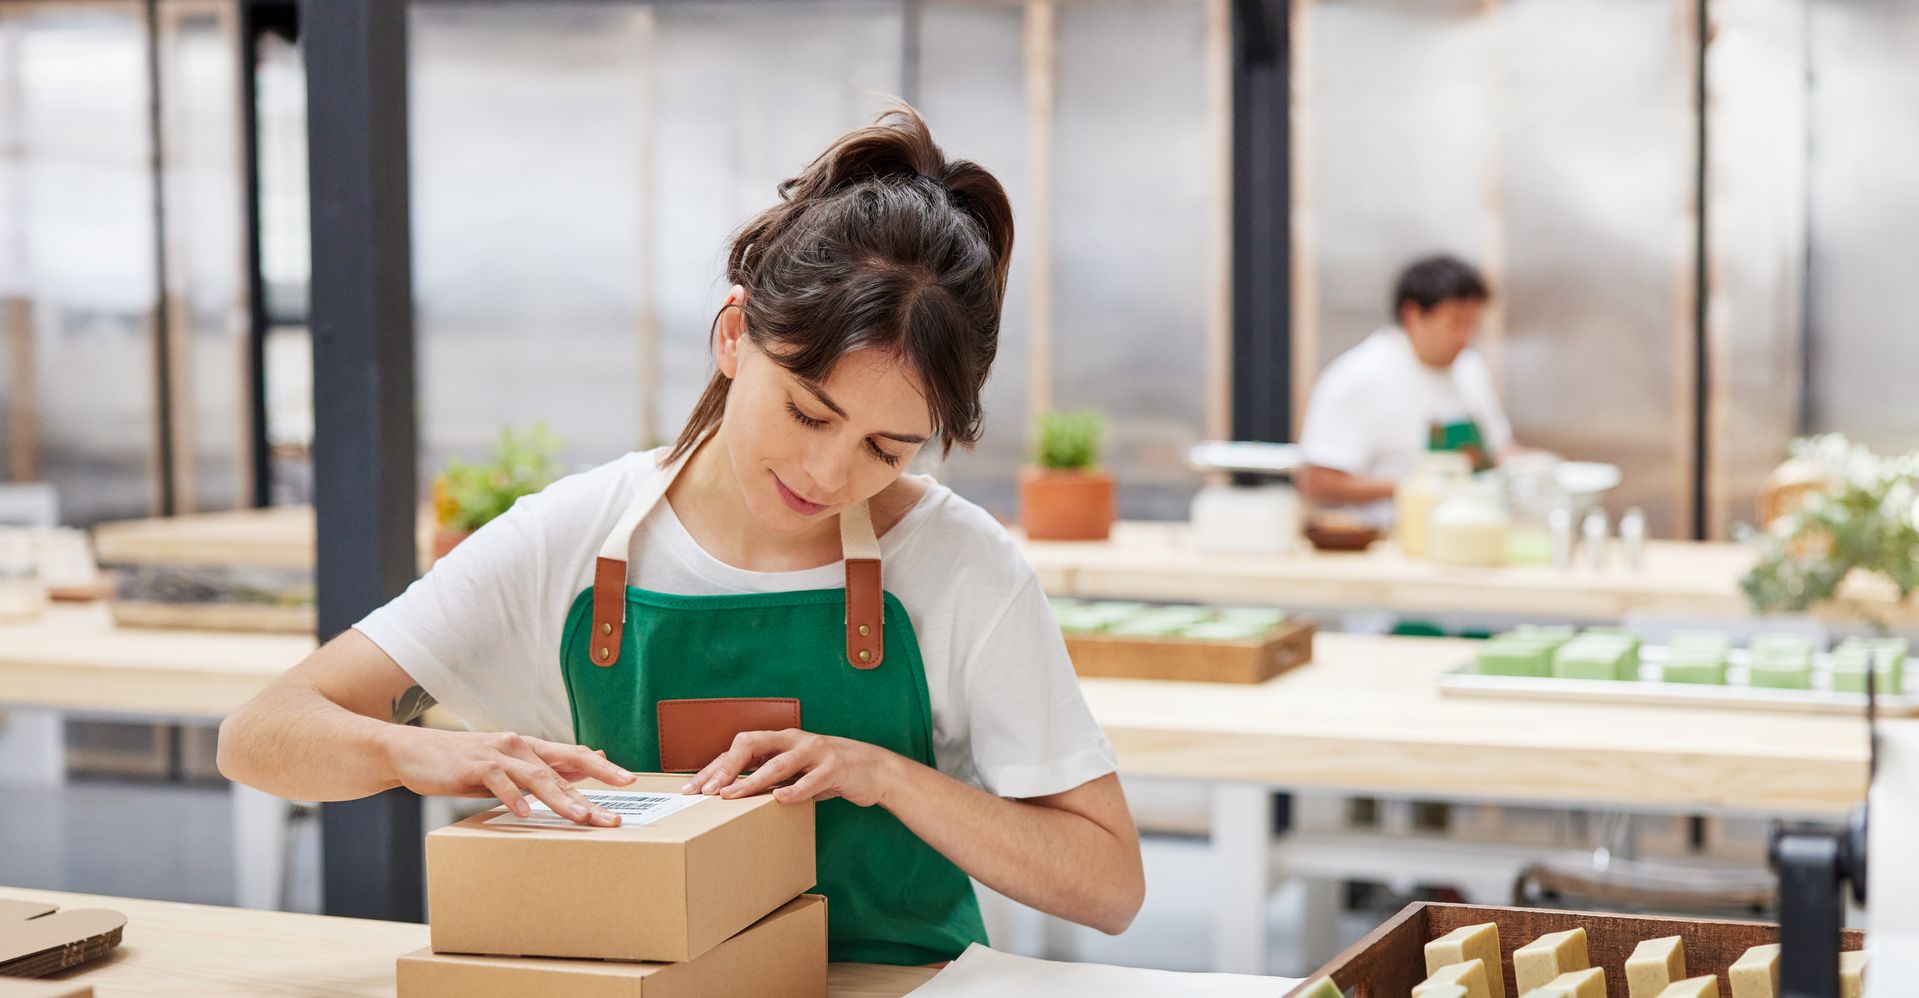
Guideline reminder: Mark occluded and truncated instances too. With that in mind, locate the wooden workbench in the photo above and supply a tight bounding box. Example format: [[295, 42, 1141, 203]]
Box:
[[1020, 521, 1917, 626], [96, 507, 1919, 625], [0, 610, 1874, 977], [0, 887, 936, 997], [0, 609, 1869, 816]]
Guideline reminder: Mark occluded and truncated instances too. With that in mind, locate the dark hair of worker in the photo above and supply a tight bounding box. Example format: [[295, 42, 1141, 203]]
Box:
[[1391, 254, 1491, 323], [667, 105, 1016, 466]]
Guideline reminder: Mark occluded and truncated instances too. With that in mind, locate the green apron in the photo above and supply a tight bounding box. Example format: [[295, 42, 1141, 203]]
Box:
[[1429, 417, 1492, 472], [557, 450, 987, 966]]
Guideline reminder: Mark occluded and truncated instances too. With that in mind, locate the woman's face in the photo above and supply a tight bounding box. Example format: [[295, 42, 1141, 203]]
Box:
[[715, 292, 935, 536]]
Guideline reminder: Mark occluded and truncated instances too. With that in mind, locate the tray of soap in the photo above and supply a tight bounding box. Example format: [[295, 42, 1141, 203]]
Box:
[[1436, 626, 1919, 716]]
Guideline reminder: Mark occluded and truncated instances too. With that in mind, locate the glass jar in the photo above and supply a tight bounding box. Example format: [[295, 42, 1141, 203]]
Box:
[[1428, 479, 1510, 567], [0, 528, 46, 621], [1499, 454, 1567, 566], [1396, 452, 1471, 558]]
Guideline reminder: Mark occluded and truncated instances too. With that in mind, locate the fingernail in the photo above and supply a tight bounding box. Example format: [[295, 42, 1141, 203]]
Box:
[[703, 780, 721, 795], [570, 805, 587, 819], [615, 768, 635, 781], [680, 781, 695, 793]]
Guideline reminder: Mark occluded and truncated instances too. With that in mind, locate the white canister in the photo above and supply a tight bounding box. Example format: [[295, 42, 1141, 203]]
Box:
[[1189, 483, 1302, 555], [1427, 482, 1510, 567]]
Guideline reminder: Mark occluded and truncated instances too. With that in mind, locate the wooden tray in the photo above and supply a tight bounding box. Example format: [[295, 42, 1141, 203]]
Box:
[[1285, 902, 1864, 998], [109, 600, 316, 634], [1065, 618, 1315, 684], [1439, 647, 1919, 717]]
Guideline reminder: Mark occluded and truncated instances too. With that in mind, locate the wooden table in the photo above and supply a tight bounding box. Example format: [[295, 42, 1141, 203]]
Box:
[[0, 887, 935, 997], [0, 613, 1874, 976], [1019, 521, 1919, 626]]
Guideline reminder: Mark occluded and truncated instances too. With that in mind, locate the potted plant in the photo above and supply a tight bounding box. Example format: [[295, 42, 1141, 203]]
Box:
[[1020, 409, 1116, 541], [430, 423, 564, 560], [1740, 434, 1919, 631]]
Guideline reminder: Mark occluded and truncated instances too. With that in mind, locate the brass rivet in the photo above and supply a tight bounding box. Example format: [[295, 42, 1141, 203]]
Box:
[[600, 622, 612, 636], [597, 647, 611, 662], [858, 624, 871, 637], [858, 649, 873, 663]]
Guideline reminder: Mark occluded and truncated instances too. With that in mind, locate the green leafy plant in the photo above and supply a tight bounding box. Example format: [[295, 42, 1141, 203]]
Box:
[[432, 424, 565, 532], [1032, 409, 1105, 472], [1739, 434, 1919, 631]]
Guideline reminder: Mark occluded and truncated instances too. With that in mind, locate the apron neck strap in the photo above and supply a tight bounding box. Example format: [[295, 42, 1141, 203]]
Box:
[[588, 447, 886, 671]]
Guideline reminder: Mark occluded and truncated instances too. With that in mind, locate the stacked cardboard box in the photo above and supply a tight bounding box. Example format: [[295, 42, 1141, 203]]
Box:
[[399, 774, 826, 997]]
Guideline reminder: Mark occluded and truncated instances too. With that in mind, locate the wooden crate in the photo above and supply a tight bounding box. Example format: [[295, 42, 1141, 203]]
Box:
[[1287, 902, 1865, 998], [1064, 618, 1315, 684]]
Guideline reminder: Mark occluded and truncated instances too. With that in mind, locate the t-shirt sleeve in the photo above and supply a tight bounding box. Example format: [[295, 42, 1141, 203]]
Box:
[[351, 493, 552, 736], [958, 574, 1117, 799], [1456, 350, 1515, 453], [1298, 360, 1378, 475]]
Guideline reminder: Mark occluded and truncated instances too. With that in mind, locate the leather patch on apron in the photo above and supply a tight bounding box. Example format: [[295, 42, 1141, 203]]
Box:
[[655, 697, 802, 773]]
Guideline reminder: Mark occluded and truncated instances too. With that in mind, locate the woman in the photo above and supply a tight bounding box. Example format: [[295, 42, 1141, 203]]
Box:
[[219, 106, 1145, 964]]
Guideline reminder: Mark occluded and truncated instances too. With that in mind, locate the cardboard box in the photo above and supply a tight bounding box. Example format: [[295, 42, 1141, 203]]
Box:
[[426, 775, 814, 963], [400, 894, 826, 998]]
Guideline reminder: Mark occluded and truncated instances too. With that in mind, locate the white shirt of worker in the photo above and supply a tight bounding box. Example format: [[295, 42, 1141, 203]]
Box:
[[354, 448, 1117, 801], [1298, 324, 1513, 493]]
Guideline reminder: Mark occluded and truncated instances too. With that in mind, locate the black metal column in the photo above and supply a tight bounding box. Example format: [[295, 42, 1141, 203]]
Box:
[[238, 0, 295, 509], [1229, 0, 1291, 446], [303, 0, 422, 922]]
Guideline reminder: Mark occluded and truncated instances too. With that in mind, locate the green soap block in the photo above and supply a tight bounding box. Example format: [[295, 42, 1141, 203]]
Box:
[[1137, 605, 1215, 623], [1662, 655, 1728, 685], [1830, 654, 1904, 695], [1670, 630, 1732, 653], [1179, 621, 1271, 641], [1087, 601, 1147, 616], [1049, 597, 1085, 614], [1512, 624, 1577, 639], [1752, 633, 1814, 657], [1554, 638, 1636, 681], [1056, 615, 1109, 635], [1214, 607, 1287, 628], [1478, 640, 1552, 678], [1105, 618, 1190, 638], [1749, 662, 1813, 690], [1296, 978, 1343, 998]]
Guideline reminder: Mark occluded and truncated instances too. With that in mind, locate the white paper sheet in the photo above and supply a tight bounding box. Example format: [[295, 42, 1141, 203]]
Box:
[[484, 789, 704, 829], [1867, 720, 1919, 996], [905, 944, 1301, 998]]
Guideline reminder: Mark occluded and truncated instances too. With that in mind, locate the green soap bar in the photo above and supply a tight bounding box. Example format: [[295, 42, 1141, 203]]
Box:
[[1554, 639, 1635, 681], [1296, 978, 1343, 998], [1752, 633, 1814, 657], [1512, 624, 1578, 639], [1179, 621, 1271, 641], [1105, 618, 1190, 638], [1214, 607, 1287, 628], [1479, 640, 1552, 678], [1137, 605, 1215, 623], [1749, 662, 1813, 690], [1087, 601, 1147, 616], [1830, 656, 1904, 695], [1670, 630, 1731, 653], [1049, 597, 1085, 613], [1056, 616, 1110, 635], [1662, 656, 1728, 685]]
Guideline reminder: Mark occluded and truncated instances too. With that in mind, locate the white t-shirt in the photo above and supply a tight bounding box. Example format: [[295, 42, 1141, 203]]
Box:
[[354, 449, 1117, 800], [1298, 325, 1513, 495]]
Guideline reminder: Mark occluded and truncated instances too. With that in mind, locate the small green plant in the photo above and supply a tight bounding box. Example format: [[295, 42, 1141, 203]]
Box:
[[432, 423, 565, 532], [1032, 409, 1105, 472], [1739, 434, 1919, 631]]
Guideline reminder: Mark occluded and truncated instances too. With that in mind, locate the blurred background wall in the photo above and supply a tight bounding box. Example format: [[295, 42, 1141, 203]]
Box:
[[2, 0, 1915, 533]]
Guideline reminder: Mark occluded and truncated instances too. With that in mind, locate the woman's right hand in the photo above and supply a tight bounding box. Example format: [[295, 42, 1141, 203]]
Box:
[[383, 726, 637, 826]]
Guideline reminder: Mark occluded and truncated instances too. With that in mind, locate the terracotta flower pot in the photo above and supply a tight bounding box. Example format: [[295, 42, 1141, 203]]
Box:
[[432, 528, 472, 563], [1020, 468, 1115, 541]]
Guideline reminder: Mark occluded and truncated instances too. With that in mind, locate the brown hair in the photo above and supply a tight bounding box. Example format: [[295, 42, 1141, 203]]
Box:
[[666, 103, 1015, 465]]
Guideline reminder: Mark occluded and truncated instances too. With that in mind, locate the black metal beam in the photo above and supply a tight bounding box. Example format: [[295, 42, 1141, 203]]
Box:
[[143, 0, 176, 515], [1229, 0, 1291, 447], [238, 0, 295, 509], [304, 0, 422, 923], [1691, 0, 1709, 540]]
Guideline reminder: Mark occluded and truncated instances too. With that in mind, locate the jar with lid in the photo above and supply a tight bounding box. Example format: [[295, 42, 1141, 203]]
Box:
[[1499, 454, 1567, 566], [1395, 451, 1472, 558], [0, 528, 46, 621], [1427, 479, 1510, 567]]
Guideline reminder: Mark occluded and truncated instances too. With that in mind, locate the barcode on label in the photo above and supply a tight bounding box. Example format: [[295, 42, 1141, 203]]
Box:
[[485, 788, 705, 829]]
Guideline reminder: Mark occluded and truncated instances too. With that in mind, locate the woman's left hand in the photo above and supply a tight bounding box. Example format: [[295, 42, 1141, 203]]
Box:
[[682, 728, 897, 807]]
